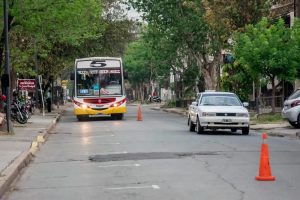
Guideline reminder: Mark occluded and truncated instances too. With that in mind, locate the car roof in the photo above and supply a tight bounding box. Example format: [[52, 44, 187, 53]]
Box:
[[198, 91, 235, 95]]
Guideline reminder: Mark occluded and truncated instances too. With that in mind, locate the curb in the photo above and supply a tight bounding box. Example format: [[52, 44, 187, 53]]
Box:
[[0, 150, 33, 198], [162, 109, 188, 116], [0, 109, 64, 198], [150, 107, 188, 116], [261, 130, 300, 139]]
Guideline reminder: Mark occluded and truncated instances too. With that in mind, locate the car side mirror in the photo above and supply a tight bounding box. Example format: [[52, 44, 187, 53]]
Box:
[[243, 102, 249, 107], [192, 101, 198, 106]]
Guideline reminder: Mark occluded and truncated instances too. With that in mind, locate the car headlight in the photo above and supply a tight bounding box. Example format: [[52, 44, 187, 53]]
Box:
[[202, 112, 216, 117], [236, 113, 249, 117]]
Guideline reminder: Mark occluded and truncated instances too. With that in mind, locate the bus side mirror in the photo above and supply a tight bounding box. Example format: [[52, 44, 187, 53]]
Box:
[[70, 72, 75, 80], [124, 71, 128, 80]]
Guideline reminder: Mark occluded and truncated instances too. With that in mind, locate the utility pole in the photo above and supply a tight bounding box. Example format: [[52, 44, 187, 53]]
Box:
[[3, 0, 13, 133], [295, 0, 300, 18]]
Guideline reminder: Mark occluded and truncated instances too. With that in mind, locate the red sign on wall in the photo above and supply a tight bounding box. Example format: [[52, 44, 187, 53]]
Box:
[[17, 79, 36, 91]]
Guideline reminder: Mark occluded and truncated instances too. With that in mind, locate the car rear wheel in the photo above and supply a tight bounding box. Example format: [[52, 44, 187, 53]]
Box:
[[242, 127, 249, 135], [196, 117, 204, 134], [189, 117, 195, 132], [289, 115, 300, 128]]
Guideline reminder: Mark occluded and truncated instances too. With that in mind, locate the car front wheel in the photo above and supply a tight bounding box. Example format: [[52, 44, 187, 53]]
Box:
[[196, 117, 204, 134], [189, 117, 196, 132], [242, 127, 249, 135]]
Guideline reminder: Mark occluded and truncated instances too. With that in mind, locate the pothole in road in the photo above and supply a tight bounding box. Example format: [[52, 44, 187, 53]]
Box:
[[89, 152, 218, 162], [50, 132, 72, 135]]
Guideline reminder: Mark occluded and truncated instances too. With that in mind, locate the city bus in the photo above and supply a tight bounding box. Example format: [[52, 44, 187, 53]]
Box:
[[72, 57, 126, 120]]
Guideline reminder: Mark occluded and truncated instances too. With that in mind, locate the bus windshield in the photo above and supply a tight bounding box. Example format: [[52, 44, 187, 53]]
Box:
[[76, 68, 122, 97]]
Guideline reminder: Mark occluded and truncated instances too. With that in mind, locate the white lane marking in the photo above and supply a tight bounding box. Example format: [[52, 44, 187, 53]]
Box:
[[105, 185, 160, 190], [98, 164, 141, 168], [152, 185, 160, 189], [83, 135, 115, 138]]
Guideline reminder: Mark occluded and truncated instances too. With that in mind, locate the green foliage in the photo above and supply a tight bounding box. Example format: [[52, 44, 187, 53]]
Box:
[[234, 18, 298, 81], [78, 0, 137, 57], [252, 113, 283, 124], [0, 0, 136, 82], [0, 0, 103, 79], [12, 0, 102, 46], [123, 37, 152, 85], [221, 62, 253, 101], [127, 0, 216, 93]]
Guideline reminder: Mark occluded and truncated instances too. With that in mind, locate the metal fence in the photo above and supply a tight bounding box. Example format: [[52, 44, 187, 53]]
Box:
[[249, 95, 284, 113]]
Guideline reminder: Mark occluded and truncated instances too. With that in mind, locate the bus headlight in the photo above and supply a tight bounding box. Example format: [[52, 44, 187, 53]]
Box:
[[81, 104, 88, 109], [110, 98, 126, 108]]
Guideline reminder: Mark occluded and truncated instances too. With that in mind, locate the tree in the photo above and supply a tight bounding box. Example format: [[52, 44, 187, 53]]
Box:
[[123, 38, 152, 100], [221, 61, 254, 102], [234, 18, 299, 113], [78, 0, 137, 57], [128, 0, 221, 90], [128, 0, 274, 92], [0, 0, 103, 82]]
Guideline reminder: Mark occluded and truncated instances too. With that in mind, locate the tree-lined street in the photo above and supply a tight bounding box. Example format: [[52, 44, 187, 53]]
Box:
[[4, 106, 300, 200], [1, 1, 300, 200]]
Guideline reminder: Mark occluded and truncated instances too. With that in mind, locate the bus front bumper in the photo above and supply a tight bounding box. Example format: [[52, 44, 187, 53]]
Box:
[[74, 106, 126, 116]]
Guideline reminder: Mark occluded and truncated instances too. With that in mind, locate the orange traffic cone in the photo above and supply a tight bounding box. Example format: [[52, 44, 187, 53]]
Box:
[[256, 133, 275, 181], [137, 105, 143, 121]]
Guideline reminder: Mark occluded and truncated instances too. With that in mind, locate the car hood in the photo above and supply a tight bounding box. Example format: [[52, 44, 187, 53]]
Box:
[[199, 106, 248, 113]]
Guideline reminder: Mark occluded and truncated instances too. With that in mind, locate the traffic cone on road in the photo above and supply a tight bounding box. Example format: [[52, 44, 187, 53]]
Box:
[[137, 105, 143, 121], [256, 133, 275, 181]]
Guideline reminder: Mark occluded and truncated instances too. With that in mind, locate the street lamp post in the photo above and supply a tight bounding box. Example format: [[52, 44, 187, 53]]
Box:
[[3, 0, 12, 133]]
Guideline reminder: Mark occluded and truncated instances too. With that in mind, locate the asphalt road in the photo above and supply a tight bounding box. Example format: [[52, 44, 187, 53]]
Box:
[[4, 105, 300, 200]]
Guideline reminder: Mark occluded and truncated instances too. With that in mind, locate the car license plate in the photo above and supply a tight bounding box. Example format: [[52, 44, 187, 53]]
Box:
[[222, 119, 232, 123]]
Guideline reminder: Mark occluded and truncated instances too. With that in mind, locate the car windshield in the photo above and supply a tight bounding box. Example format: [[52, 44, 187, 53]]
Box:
[[288, 89, 300, 100], [200, 95, 242, 106], [76, 69, 122, 97]]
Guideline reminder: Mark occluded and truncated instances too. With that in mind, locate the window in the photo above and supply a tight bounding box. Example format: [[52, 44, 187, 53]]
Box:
[[76, 69, 122, 97]]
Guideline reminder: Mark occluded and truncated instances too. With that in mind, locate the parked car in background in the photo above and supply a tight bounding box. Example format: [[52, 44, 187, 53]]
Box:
[[187, 91, 250, 135], [282, 89, 300, 128]]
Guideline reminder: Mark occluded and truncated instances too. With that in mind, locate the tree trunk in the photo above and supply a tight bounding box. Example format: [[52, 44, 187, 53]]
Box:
[[255, 78, 261, 115], [202, 55, 221, 90], [194, 52, 221, 91], [271, 77, 276, 113]]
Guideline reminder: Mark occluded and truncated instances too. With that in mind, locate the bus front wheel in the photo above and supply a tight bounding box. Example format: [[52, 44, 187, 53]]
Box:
[[112, 114, 123, 120], [77, 115, 88, 121]]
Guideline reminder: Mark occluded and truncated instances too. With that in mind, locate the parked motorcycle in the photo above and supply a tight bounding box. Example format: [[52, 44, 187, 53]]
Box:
[[152, 96, 161, 103], [147, 95, 161, 103], [11, 98, 28, 124]]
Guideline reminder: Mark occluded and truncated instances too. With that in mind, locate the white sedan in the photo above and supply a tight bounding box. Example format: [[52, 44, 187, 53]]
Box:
[[188, 91, 250, 135]]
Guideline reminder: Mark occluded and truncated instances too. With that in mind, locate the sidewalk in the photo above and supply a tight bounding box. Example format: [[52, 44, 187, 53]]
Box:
[[151, 106, 300, 139], [0, 103, 70, 198]]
